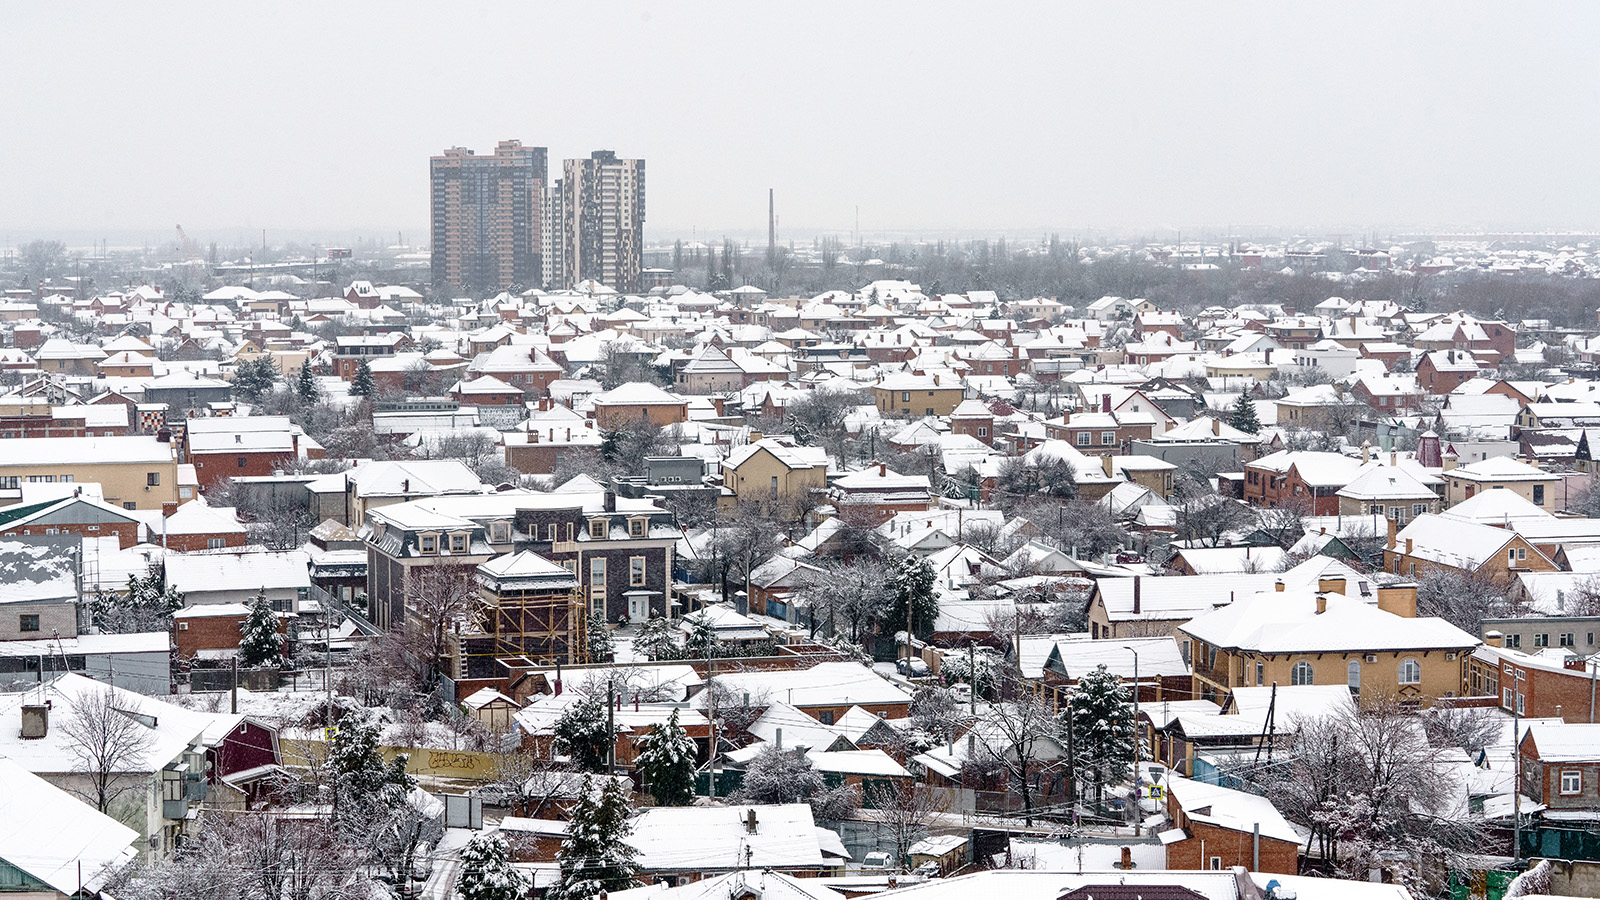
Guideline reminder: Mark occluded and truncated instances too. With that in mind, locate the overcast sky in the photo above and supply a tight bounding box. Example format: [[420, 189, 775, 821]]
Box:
[[3, 2, 1598, 245]]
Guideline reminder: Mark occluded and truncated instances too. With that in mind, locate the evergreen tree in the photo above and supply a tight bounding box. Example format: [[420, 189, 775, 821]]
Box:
[[632, 615, 680, 661], [552, 695, 617, 773], [882, 555, 939, 642], [1063, 663, 1137, 808], [296, 362, 321, 403], [1228, 391, 1261, 435], [231, 356, 279, 402], [350, 358, 376, 397], [327, 713, 414, 817], [89, 569, 183, 633], [634, 708, 696, 805], [681, 612, 721, 660], [457, 831, 529, 900], [586, 610, 614, 662], [237, 591, 284, 668], [551, 776, 639, 900]]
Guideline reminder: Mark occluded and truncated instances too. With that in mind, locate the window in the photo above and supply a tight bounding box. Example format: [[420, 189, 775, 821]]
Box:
[[1101, 431, 1116, 446], [1509, 548, 1517, 565], [237, 457, 248, 468], [1208, 857, 1223, 871], [419, 534, 437, 554], [818, 710, 835, 725], [1256, 661, 1264, 685], [1508, 633, 1522, 648], [449, 533, 467, 553], [1076, 432, 1091, 447], [589, 519, 607, 539], [1348, 659, 1362, 694], [1534, 485, 1546, 505], [1562, 770, 1583, 795], [925, 408, 934, 416], [547, 524, 559, 541], [1503, 687, 1514, 709], [1413, 503, 1426, 517], [19, 614, 39, 633], [1291, 661, 1314, 685], [977, 427, 987, 437], [491, 522, 510, 543], [901, 391, 911, 403], [207, 538, 226, 550], [1516, 692, 1525, 715], [1535, 633, 1549, 648], [630, 556, 646, 586], [124, 502, 137, 510], [147, 472, 161, 486], [1399, 658, 1421, 685], [1561, 633, 1575, 647], [1369, 504, 1384, 516], [770, 476, 779, 499], [590, 557, 606, 591]]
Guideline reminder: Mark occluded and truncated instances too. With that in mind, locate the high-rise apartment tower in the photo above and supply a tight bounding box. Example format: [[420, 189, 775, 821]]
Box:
[[544, 150, 645, 293], [430, 140, 546, 296]]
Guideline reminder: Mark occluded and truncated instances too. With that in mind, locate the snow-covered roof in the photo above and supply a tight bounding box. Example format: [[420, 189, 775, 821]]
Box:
[[0, 756, 139, 894]]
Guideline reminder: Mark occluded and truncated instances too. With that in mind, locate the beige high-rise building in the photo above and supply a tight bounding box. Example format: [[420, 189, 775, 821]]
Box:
[[430, 140, 546, 296], [545, 150, 645, 293]]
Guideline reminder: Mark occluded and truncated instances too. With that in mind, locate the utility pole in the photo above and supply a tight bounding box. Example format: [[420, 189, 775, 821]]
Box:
[[968, 643, 977, 715], [1513, 710, 1522, 861]]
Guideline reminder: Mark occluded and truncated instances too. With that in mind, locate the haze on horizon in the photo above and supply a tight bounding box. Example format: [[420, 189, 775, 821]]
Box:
[[3, 2, 1598, 246]]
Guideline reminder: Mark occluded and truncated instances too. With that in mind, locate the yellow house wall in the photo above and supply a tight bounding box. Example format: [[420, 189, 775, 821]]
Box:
[[1193, 644, 1468, 708], [0, 459, 178, 510], [723, 448, 826, 502]]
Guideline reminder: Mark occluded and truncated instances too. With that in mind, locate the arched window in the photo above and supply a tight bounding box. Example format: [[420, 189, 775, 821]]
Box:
[[1347, 659, 1362, 694], [1291, 661, 1314, 686], [1400, 658, 1422, 685]]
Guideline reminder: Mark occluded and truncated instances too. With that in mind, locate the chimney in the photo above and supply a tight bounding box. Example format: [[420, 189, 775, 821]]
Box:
[[20, 704, 47, 739], [1316, 576, 1347, 595], [879, 462, 887, 477], [603, 490, 617, 512], [1361, 442, 1370, 463], [1274, 580, 1285, 592], [1102, 455, 1114, 478], [745, 808, 759, 834], [1405, 537, 1414, 555], [402, 478, 410, 493], [775, 728, 782, 749], [1386, 515, 1397, 549], [1377, 583, 1418, 618], [1102, 394, 1112, 414], [1133, 576, 1142, 614], [1120, 846, 1134, 870], [1212, 417, 1221, 436], [933, 374, 940, 386], [1316, 593, 1328, 614], [1390, 451, 1397, 467], [1485, 630, 1504, 648]]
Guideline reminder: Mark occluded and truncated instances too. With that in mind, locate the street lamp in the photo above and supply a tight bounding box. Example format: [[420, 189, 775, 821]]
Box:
[[1128, 646, 1142, 836]]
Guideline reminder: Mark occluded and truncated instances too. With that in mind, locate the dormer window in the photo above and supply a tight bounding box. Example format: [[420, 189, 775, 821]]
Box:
[[418, 533, 438, 554], [589, 518, 608, 539], [491, 521, 511, 543], [629, 517, 647, 538], [450, 533, 468, 553]]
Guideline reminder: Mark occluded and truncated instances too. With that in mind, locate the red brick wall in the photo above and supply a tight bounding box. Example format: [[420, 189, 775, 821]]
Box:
[[189, 450, 294, 489], [164, 531, 248, 553], [1164, 819, 1298, 874], [174, 612, 287, 659], [2, 521, 140, 549]]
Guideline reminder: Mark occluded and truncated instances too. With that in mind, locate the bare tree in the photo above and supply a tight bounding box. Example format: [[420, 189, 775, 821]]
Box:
[[863, 782, 949, 867], [975, 672, 1064, 826], [60, 686, 156, 817], [1416, 565, 1517, 633]]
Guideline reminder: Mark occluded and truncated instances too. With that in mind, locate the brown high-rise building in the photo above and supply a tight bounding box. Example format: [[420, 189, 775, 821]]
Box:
[[546, 150, 645, 293], [430, 140, 546, 296]]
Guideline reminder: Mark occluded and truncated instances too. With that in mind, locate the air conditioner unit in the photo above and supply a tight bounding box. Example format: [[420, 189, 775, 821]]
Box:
[[1365, 654, 1379, 663]]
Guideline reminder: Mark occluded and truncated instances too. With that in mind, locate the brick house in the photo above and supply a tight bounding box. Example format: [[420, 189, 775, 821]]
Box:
[[1162, 776, 1300, 874], [184, 416, 315, 490], [830, 463, 934, 526], [158, 498, 248, 552], [0, 494, 144, 549], [589, 382, 689, 430], [1518, 722, 1600, 817], [172, 603, 289, 663], [1242, 450, 1362, 515], [1468, 638, 1600, 722], [1417, 349, 1481, 394]]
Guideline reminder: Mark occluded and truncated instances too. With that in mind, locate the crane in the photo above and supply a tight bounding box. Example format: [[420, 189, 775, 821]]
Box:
[[175, 224, 199, 261]]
